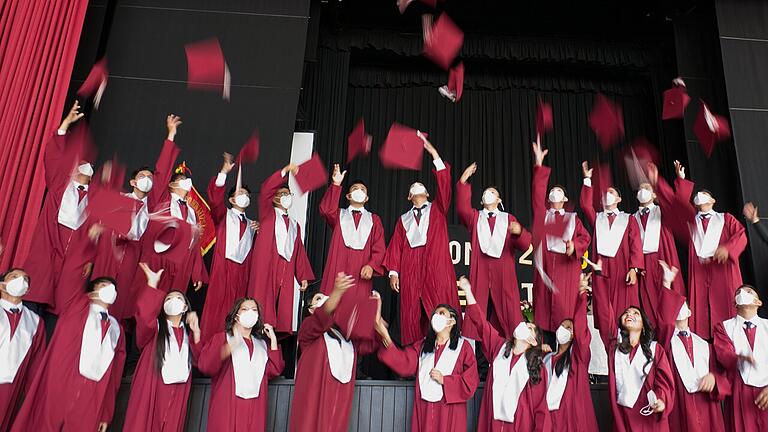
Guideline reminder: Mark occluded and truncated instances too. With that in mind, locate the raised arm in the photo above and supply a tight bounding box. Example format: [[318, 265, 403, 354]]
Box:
[[207, 153, 235, 225], [590, 263, 618, 349], [531, 139, 550, 219], [197, 333, 227, 377], [45, 102, 84, 187], [572, 289, 592, 364], [461, 277, 507, 359], [580, 161, 596, 227], [421, 134, 452, 215], [377, 342, 421, 377], [319, 185, 342, 227], [743, 202, 768, 245], [456, 163, 477, 227], [654, 264, 686, 347], [149, 115, 183, 209], [258, 165, 296, 222]]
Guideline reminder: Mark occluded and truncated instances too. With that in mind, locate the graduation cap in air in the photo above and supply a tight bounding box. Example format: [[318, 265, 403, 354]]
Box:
[[590, 162, 615, 211], [423, 14, 464, 70], [662, 78, 691, 120], [379, 123, 427, 170], [439, 62, 464, 102], [185, 38, 231, 101], [142, 215, 194, 266], [77, 58, 108, 109], [294, 153, 328, 195], [536, 98, 553, 136], [347, 119, 372, 163], [693, 100, 731, 158], [588, 94, 625, 151], [88, 188, 140, 237], [334, 290, 380, 340], [237, 130, 260, 164]]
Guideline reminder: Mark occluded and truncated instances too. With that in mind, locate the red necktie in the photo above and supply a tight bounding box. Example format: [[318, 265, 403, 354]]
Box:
[[640, 208, 650, 229], [282, 213, 290, 229], [100, 312, 110, 340], [243, 337, 255, 358], [487, 212, 497, 233], [744, 322, 757, 350], [5, 309, 21, 338], [607, 212, 617, 228], [700, 214, 710, 232], [414, 207, 424, 225], [678, 331, 695, 366], [178, 199, 189, 221], [77, 185, 87, 203], [172, 326, 185, 350], [351, 210, 362, 228], [239, 214, 247, 239]]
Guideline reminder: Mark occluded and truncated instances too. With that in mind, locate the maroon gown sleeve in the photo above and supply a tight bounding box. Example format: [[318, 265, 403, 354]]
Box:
[[455, 181, 475, 228], [259, 170, 286, 222], [367, 217, 386, 275], [531, 166, 550, 222], [712, 322, 739, 371], [24, 320, 48, 394], [293, 224, 315, 282], [43, 131, 71, 188], [190, 249, 209, 284], [708, 344, 732, 401], [627, 218, 644, 270], [198, 333, 228, 377], [654, 177, 690, 241], [592, 274, 618, 350], [265, 345, 285, 379], [721, 214, 747, 260], [509, 214, 532, 251], [149, 139, 181, 210], [655, 287, 687, 347], [442, 343, 479, 404], [432, 161, 452, 216], [579, 181, 596, 228], [356, 337, 381, 356], [377, 342, 421, 377], [100, 332, 127, 424], [298, 308, 334, 351], [383, 222, 405, 275], [651, 346, 675, 421], [207, 175, 227, 226], [319, 183, 341, 227], [572, 292, 592, 364], [465, 303, 507, 360], [134, 285, 165, 349], [533, 368, 553, 432], [573, 219, 591, 259]]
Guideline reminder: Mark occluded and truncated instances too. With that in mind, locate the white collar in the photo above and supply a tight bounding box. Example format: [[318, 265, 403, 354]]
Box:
[[347, 205, 367, 213], [603, 208, 619, 215], [274, 207, 289, 217], [128, 191, 148, 203], [481, 208, 501, 216], [638, 203, 657, 211], [697, 211, 713, 217], [90, 303, 108, 315], [166, 319, 185, 329], [171, 192, 187, 204], [72, 181, 89, 191], [412, 202, 431, 211], [736, 314, 759, 327], [547, 208, 565, 215], [673, 327, 692, 336], [231, 208, 245, 217], [0, 298, 22, 312]]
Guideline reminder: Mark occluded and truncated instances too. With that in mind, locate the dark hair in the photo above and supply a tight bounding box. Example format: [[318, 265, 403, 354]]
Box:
[[551, 184, 569, 197], [348, 179, 368, 192], [735, 284, 756, 296], [130, 166, 153, 180], [554, 318, 574, 378], [302, 287, 322, 318], [86, 276, 117, 292], [1, 267, 26, 282], [154, 291, 192, 373], [617, 306, 655, 377], [170, 172, 189, 184], [228, 184, 252, 199], [696, 188, 713, 197], [608, 187, 622, 198], [483, 185, 501, 194], [422, 304, 461, 355], [503, 323, 544, 385], [224, 297, 269, 342]]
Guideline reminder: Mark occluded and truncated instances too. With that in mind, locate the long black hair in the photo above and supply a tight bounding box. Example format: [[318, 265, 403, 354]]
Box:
[[554, 319, 574, 378], [154, 290, 192, 373], [225, 297, 270, 342], [617, 305, 655, 376], [422, 304, 461, 355], [503, 323, 545, 385]]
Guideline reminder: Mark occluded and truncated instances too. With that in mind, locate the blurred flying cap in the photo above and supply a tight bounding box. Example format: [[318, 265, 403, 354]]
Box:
[[588, 94, 625, 150], [693, 100, 730, 158], [423, 14, 464, 70], [591, 162, 614, 210], [77, 58, 108, 109], [334, 292, 379, 340], [142, 215, 194, 265], [397, 0, 414, 13], [347, 119, 372, 163], [662, 78, 690, 120], [622, 138, 659, 188], [439, 62, 464, 103], [294, 153, 328, 195], [536, 98, 553, 136], [379, 123, 427, 170], [89, 189, 140, 236], [237, 130, 260, 164], [94, 156, 127, 190], [64, 121, 97, 170], [185, 38, 231, 101]]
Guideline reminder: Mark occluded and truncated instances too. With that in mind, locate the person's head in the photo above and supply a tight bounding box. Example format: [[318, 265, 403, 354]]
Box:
[[553, 318, 574, 377], [693, 189, 716, 213], [346, 180, 369, 207], [86, 276, 118, 308], [228, 185, 252, 211], [225, 297, 265, 339], [617, 306, 655, 376], [154, 290, 192, 372], [73, 160, 93, 185], [603, 187, 622, 210], [422, 304, 460, 354], [734, 285, 762, 317], [481, 186, 502, 211], [504, 320, 544, 384], [0, 268, 30, 301], [129, 166, 154, 196], [636, 182, 656, 206], [408, 182, 429, 207], [273, 186, 293, 211], [548, 185, 569, 210], [169, 172, 193, 199], [304, 291, 329, 317]]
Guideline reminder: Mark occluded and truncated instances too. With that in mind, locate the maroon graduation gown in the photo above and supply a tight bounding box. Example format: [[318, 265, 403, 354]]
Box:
[[531, 166, 591, 332], [654, 288, 728, 432], [382, 163, 460, 345], [0, 306, 47, 431], [198, 332, 284, 432], [593, 273, 676, 432], [201, 176, 256, 341], [581, 183, 644, 322], [24, 131, 94, 315], [11, 295, 126, 431], [289, 308, 378, 432], [123, 285, 202, 432], [318, 184, 386, 296], [456, 181, 532, 339], [713, 319, 768, 432], [377, 336, 478, 432], [248, 170, 315, 334], [465, 303, 552, 432]]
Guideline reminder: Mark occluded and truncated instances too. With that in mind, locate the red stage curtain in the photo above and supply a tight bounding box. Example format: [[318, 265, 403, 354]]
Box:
[[0, 0, 89, 268]]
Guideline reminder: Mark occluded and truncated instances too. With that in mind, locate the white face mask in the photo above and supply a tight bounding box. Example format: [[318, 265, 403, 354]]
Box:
[[4, 276, 29, 297], [636, 188, 653, 204], [136, 177, 153, 193], [556, 325, 572, 345], [430, 313, 450, 333], [676, 302, 691, 321], [693, 192, 712, 206], [97, 283, 117, 305], [163, 297, 187, 316], [482, 190, 498, 206], [735, 291, 756, 306], [78, 163, 94, 177], [548, 189, 565, 203], [410, 183, 427, 196], [238, 309, 259, 329], [177, 178, 193, 192], [279, 195, 293, 209], [603, 192, 617, 207], [513, 321, 533, 341], [350, 189, 367, 203], [235, 194, 250, 208]]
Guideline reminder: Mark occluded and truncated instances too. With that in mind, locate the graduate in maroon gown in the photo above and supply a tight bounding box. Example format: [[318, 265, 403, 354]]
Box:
[[713, 285, 768, 432], [531, 141, 590, 332], [590, 260, 676, 432], [318, 164, 386, 297], [461, 277, 552, 432], [24, 101, 95, 315], [456, 162, 532, 339], [543, 275, 598, 432], [0, 268, 46, 431], [123, 263, 202, 432], [383, 134, 460, 345], [653, 261, 728, 432], [247, 163, 314, 335], [580, 161, 644, 321], [289, 273, 380, 432], [11, 276, 127, 432], [375, 297, 478, 432], [198, 297, 284, 432], [201, 153, 259, 341]]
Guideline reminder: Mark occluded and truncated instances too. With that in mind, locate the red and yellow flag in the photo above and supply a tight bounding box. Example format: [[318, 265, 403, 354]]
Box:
[[175, 162, 216, 255]]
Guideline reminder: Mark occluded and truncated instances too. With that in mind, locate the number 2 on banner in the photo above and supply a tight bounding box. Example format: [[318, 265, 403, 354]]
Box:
[[518, 244, 533, 265]]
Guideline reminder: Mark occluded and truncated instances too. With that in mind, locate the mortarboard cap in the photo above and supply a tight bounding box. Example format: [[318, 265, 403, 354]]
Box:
[[294, 153, 328, 195], [662, 79, 690, 120], [142, 215, 194, 266], [588, 94, 625, 150], [423, 14, 463, 70], [88, 189, 140, 237], [347, 119, 372, 163], [185, 38, 231, 101], [379, 123, 426, 170], [693, 100, 731, 158], [77, 58, 108, 109], [237, 131, 260, 164], [334, 291, 379, 340], [536, 98, 553, 136]]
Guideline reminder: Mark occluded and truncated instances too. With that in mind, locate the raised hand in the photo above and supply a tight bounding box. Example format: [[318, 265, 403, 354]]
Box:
[[460, 163, 477, 184], [60, 101, 84, 132], [429, 369, 444, 384], [389, 274, 400, 293], [139, 262, 165, 289], [282, 163, 299, 176], [658, 260, 679, 289], [332, 163, 347, 185], [674, 160, 686, 179], [332, 273, 354, 296], [459, 276, 476, 305], [532, 138, 548, 167], [263, 324, 278, 350], [186, 311, 201, 344], [418, 131, 439, 160], [221, 152, 235, 174], [582, 161, 593, 179], [166, 114, 183, 140], [743, 202, 759, 224]]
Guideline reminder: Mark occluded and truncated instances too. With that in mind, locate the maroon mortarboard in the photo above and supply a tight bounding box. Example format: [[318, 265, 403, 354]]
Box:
[[237, 131, 260, 164], [536, 98, 553, 136], [662, 78, 690, 120], [77, 58, 108, 109], [334, 291, 379, 340], [444, 62, 464, 102], [88, 189, 140, 236], [93, 156, 127, 190], [347, 119, 372, 163], [379, 123, 426, 170], [294, 153, 328, 195], [423, 14, 463, 70], [142, 215, 194, 266], [397, 0, 414, 14], [591, 162, 614, 210], [588, 94, 625, 150], [693, 100, 731, 158], [63, 121, 97, 169], [622, 138, 659, 188], [185, 38, 231, 101]]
